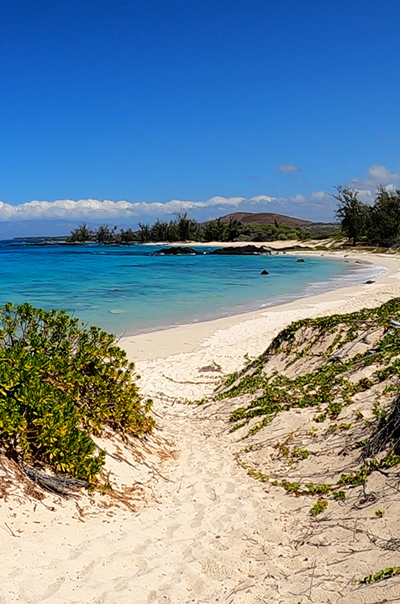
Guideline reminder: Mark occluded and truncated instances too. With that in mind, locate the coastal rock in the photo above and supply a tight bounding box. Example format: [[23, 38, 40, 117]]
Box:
[[296, 258, 305, 263], [209, 245, 272, 255], [151, 246, 200, 255], [261, 270, 269, 275]]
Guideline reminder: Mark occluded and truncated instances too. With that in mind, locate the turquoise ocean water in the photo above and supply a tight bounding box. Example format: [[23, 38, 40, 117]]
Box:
[[0, 242, 384, 336]]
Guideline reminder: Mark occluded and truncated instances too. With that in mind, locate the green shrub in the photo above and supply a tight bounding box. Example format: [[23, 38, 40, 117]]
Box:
[[306, 483, 331, 495], [359, 566, 400, 584], [0, 303, 154, 483], [327, 401, 343, 418], [332, 490, 346, 500], [310, 499, 328, 516]]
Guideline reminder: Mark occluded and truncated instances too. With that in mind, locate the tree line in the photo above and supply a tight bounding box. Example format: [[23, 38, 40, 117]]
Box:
[[335, 185, 400, 247], [67, 212, 309, 244]]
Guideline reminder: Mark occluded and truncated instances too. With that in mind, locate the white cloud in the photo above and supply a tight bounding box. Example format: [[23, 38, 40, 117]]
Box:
[[343, 164, 400, 205], [0, 196, 247, 222], [204, 196, 245, 207], [351, 189, 375, 204], [249, 195, 275, 203], [288, 194, 306, 204], [0, 164, 397, 230], [0, 190, 343, 226], [347, 164, 400, 189], [279, 164, 301, 173], [310, 191, 326, 201]]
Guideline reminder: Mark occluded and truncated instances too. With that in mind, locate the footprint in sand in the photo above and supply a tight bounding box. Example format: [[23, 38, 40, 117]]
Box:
[[40, 578, 64, 600]]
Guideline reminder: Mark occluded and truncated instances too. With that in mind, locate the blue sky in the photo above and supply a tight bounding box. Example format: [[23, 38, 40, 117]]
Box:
[[1, 0, 400, 236]]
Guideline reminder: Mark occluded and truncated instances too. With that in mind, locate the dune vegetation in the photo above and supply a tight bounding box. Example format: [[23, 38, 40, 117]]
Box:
[[216, 298, 400, 506], [0, 303, 154, 490]]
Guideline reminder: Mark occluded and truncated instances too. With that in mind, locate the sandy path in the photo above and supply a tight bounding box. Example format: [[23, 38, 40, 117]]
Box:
[[2, 391, 293, 604], [5, 390, 400, 603]]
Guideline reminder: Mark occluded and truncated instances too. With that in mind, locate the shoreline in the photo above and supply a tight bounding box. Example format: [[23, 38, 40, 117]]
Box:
[[121, 250, 398, 366], [117, 250, 382, 339]]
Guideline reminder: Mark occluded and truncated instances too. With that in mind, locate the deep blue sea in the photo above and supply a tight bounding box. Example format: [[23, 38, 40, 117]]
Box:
[[0, 242, 384, 336]]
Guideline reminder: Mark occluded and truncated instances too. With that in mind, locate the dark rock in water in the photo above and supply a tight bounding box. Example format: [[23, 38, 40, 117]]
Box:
[[365, 280, 375, 284], [261, 269, 269, 275], [152, 246, 200, 255], [296, 258, 305, 263], [209, 245, 272, 255]]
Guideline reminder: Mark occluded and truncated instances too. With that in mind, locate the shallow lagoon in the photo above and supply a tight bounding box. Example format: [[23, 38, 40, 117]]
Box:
[[0, 243, 384, 335]]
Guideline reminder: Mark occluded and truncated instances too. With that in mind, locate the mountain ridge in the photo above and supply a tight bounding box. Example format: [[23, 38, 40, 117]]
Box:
[[218, 211, 331, 227]]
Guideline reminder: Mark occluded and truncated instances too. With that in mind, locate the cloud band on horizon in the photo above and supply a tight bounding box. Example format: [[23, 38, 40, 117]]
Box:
[[0, 165, 398, 225]]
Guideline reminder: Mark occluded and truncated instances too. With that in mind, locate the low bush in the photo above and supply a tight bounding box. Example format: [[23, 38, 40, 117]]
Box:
[[0, 303, 154, 483]]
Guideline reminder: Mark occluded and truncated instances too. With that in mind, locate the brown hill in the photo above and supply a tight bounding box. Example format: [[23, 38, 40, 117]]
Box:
[[219, 212, 313, 227]]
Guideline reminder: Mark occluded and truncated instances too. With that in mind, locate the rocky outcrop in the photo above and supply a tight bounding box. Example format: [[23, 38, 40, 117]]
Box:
[[208, 245, 272, 255], [151, 246, 201, 255]]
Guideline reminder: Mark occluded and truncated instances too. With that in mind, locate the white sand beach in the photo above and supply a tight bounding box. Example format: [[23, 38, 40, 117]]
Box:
[[2, 249, 400, 604]]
